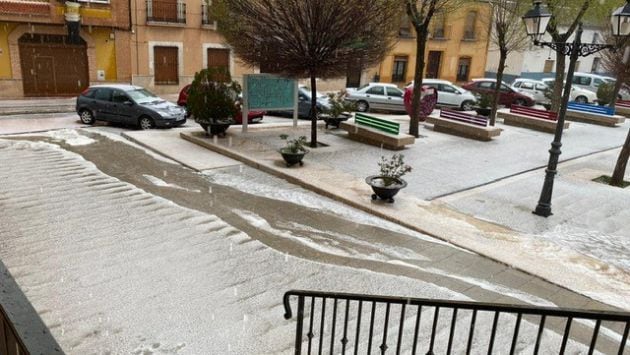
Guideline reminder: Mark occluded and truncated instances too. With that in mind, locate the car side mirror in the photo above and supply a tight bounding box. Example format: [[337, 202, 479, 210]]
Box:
[[123, 100, 134, 106], [455, 91, 461, 95], [298, 96, 306, 102]]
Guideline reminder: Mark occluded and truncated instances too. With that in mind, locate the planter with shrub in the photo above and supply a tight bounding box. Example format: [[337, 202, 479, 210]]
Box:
[[366, 154, 412, 203]]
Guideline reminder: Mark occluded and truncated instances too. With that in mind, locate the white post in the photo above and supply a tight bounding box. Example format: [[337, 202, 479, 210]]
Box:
[[242, 74, 248, 133], [293, 81, 299, 128]]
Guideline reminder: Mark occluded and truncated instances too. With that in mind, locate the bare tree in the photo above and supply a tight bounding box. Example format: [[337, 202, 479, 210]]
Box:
[[487, 0, 530, 126], [405, 0, 463, 137], [545, 0, 593, 112], [214, 0, 401, 147]]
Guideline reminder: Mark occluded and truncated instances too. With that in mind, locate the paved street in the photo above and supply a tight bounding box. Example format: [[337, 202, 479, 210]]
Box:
[[0, 127, 625, 353]]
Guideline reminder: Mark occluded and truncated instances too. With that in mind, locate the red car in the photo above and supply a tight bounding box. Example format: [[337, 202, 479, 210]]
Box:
[[462, 79, 535, 107], [177, 84, 265, 124]]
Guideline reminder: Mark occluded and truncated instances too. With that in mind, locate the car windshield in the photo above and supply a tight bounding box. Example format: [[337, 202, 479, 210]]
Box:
[[301, 87, 326, 99], [126, 88, 161, 104]]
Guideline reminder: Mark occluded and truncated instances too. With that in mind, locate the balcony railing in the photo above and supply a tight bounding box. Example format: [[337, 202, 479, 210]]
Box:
[[0, 0, 49, 17], [146, 0, 186, 24], [201, 3, 216, 27], [284, 290, 630, 354]]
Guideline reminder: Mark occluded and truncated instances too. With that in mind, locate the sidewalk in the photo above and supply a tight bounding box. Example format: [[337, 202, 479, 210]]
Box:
[[121, 120, 630, 310]]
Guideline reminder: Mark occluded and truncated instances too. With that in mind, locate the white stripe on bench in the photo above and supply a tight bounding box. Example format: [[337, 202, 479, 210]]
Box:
[[440, 109, 488, 127]]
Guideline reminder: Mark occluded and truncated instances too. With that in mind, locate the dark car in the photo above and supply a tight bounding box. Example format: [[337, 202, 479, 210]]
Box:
[[462, 79, 536, 107], [270, 86, 332, 119], [76, 85, 186, 129], [178, 84, 265, 124]]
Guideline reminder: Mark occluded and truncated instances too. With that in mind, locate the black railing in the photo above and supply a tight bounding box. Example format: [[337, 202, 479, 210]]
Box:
[[201, 3, 215, 26], [283, 290, 630, 355], [1, 304, 30, 355], [146, 0, 186, 24]]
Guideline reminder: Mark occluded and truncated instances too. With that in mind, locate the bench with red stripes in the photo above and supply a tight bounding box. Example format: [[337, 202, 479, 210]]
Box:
[[617, 100, 630, 108], [439, 109, 488, 127], [510, 105, 557, 121]]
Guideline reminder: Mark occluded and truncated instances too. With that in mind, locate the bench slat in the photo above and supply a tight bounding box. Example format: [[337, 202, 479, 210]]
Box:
[[440, 109, 488, 127], [510, 105, 557, 121], [355, 113, 400, 135], [567, 102, 614, 116]]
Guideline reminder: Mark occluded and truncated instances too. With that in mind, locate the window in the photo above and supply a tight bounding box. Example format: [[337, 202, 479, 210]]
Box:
[[500, 84, 511, 92], [112, 90, 130, 103], [94, 88, 112, 101], [392, 56, 408, 82], [594, 78, 605, 87], [591, 57, 601, 73], [386, 87, 404, 97], [154, 46, 179, 85], [479, 81, 495, 89], [366, 86, 385, 95], [207, 48, 230, 71], [513, 82, 521, 88], [439, 84, 457, 93], [431, 12, 446, 39], [147, 0, 186, 24], [456, 57, 471, 82], [536, 84, 548, 91], [202, 0, 216, 26], [543, 60, 554, 73], [573, 76, 591, 85], [399, 14, 413, 38], [520, 82, 534, 89], [463, 11, 477, 40]]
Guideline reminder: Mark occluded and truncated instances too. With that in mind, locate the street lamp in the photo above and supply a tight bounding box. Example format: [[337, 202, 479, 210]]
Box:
[[522, 1, 627, 217]]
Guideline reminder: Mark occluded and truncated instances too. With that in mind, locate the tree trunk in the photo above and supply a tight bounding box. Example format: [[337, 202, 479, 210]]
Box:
[[609, 47, 629, 109], [490, 51, 507, 126], [409, 27, 429, 137], [610, 127, 630, 186], [551, 54, 566, 112], [310, 75, 318, 148]]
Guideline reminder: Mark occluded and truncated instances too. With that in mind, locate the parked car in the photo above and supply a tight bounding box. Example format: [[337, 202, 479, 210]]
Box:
[[540, 78, 597, 103], [345, 82, 405, 113], [462, 79, 535, 106], [76, 84, 186, 129], [512, 78, 550, 105], [177, 84, 265, 124], [411, 79, 477, 110], [571, 72, 610, 94]]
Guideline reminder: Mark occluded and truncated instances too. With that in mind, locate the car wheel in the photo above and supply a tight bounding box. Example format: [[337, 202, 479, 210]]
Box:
[[514, 99, 526, 106], [79, 109, 95, 125], [460, 100, 474, 111], [138, 116, 154, 130], [575, 96, 588, 104], [356, 100, 369, 112]]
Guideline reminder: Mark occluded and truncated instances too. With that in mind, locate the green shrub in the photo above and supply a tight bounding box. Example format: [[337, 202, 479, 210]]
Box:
[[597, 82, 615, 106], [187, 67, 241, 126]]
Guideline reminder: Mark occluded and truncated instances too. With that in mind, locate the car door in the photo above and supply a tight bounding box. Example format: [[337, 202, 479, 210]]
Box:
[[535, 83, 549, 103], [111, 89, 135, 124], [438, 84, 459, 107], [92, 88, 115, 122], [364, 85, 387, 110], [384, 86, 405, 111], [297, 91, 311, 118], [517, 81, 536, 100]]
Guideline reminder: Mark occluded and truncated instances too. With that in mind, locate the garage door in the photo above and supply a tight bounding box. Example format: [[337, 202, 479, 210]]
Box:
[[19, 34, 89, 97]]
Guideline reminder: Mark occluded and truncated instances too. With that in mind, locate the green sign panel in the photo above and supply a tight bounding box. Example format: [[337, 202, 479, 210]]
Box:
[[245, 74, 296, 110]]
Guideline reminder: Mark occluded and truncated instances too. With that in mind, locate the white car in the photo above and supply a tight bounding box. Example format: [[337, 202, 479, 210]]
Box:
[[345, 82, 405, 113], [512, 79, 550, 105], [541, 78, 597, 104], [412, 79, 477, 110]]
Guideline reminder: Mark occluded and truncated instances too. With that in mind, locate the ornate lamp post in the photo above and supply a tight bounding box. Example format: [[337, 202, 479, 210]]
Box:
[[522, 1, 626, 217]]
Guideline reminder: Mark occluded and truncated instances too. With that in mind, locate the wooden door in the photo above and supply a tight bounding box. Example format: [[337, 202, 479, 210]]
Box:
[[154, 46, 179, 85], [426, 51, 442, 79]]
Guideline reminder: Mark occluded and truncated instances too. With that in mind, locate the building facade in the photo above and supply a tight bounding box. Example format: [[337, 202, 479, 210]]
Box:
[[374, 2, 492, 87], [130, 0, 255, 94], [0, 0, 132, 98], [485, 25, 607, 83]]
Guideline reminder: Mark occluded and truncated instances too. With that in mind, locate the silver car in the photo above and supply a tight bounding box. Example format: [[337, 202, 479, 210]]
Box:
[[345, 83, 405, 113]]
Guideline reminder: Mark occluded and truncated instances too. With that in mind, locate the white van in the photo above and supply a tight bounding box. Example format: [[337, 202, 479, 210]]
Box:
[[571, 73, 610, 93]]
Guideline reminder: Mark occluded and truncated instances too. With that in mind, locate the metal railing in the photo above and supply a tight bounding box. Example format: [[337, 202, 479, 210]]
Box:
[[146, 0, 186, 24], [201, 3, 215, 26], [283, 290, 630, 355], [1, 304, 30, 355]]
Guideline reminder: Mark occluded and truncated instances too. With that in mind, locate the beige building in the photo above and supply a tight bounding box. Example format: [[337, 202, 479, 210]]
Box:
[[130, 0, 254, 94]]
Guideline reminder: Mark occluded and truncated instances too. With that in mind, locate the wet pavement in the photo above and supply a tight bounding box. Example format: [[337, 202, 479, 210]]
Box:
[[0, 128, 626, 353]]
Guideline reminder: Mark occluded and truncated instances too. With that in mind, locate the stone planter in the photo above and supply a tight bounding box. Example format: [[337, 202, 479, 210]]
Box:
[[365, 175, 407, 203], [280, 149, 308, 167], [199, 119, 234, 137], [475, 107, 491, 117]]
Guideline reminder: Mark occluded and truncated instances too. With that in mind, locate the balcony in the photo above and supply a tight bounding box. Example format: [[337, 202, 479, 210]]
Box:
[[146, 0, 186, 25], [201, 3, 216, 29], [0, 0, 49, 17]]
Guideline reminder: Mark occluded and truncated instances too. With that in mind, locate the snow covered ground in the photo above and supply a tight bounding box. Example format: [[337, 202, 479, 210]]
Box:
[[1, 135, 626, 353]]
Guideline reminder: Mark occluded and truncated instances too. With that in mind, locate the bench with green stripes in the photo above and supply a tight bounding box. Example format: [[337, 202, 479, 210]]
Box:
[[339, 113, 415, 150], [354, 113, 400, 135]]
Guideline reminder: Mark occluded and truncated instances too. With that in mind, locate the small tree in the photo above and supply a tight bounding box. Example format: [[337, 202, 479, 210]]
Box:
[[214, 0, 401, 147], [405, 0, 464, 137], [487, 0, 529, 125]]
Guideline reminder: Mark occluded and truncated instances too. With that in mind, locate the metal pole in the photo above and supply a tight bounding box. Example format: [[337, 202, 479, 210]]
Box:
[[242, 75, 248, 133], [533, 24, 583, 217]]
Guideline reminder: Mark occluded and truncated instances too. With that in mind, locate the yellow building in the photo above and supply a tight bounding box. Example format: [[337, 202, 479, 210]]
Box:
[[376, 2, 492, 86]]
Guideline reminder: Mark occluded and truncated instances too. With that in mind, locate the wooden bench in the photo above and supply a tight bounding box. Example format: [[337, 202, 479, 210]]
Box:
[[566, 102, 626, 127], [615, 100, 630, 117], [427, 109, 501, 141], [340, 113, 415, 150], [497, 105, 569, 133]]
